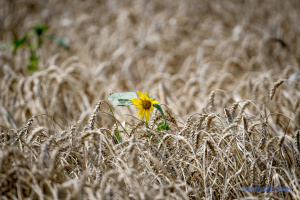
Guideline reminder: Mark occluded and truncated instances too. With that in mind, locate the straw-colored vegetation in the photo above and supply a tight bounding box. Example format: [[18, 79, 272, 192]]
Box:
[[1, 0, 300, 199]]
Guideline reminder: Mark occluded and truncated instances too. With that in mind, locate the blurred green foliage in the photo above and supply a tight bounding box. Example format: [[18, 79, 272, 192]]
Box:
[[1, 24, 70, 73]]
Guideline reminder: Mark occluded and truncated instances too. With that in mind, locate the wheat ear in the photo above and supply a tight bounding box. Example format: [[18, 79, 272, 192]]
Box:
[[269, 79, 284, 100], [209, 91, 215, 113]]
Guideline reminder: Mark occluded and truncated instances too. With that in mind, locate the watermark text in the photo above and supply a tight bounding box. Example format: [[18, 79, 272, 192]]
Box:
[[241, 186, 292, 192]]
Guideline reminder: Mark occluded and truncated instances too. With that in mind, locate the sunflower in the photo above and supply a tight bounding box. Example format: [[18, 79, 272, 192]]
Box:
[[131, 91, 159, 123]]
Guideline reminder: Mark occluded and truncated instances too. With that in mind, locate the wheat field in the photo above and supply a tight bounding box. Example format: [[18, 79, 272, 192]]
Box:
[[1, 0, 300, 199]]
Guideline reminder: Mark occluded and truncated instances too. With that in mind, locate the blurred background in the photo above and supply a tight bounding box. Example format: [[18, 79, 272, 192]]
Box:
[[1, 0, 299, 130]]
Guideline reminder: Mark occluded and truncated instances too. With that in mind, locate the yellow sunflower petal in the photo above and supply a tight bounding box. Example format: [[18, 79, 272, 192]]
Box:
[[152, 100, 159, 104], [138, 108, 145, 119], [131, 98, 142, 106], [145, 110, 150, 122], [132, 91, 159, 122], [137, 91, 145, 100]]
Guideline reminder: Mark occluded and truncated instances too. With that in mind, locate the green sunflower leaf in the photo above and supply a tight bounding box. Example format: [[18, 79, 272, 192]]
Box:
[[12, 35, 27, 55], [118, 99, 134, 106], [153, 104, 165, 119], [157, 121, 170, 131], [114, 131, 122, 144], [108, 92, 137, 103], [108, 92, 137, 111], [153, 104, 170, 131], [33, 24, 48, 36]]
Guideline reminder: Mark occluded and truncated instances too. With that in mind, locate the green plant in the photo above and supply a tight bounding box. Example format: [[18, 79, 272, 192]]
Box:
[[108, 91, 170, 131], [1, 24, 69, 73]]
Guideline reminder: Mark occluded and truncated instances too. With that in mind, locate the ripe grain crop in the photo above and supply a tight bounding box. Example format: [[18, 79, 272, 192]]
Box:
[[1, 0, 300, 199]]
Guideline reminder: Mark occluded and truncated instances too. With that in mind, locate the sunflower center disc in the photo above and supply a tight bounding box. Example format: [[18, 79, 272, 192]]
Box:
[[143, 101, 151, 109]]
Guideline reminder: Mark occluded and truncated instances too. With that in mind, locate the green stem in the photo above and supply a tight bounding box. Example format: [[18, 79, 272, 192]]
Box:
[[153, 104, 170, 130], [153, 104, 166, 120]]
